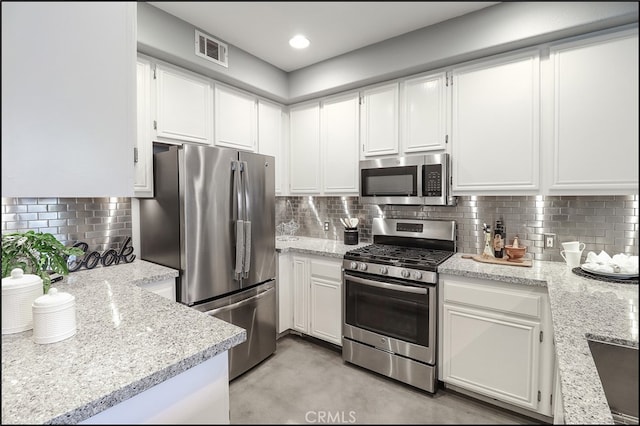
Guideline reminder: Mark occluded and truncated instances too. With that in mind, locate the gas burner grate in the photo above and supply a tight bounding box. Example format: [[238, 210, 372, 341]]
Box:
[[345, 244, 454, 269]]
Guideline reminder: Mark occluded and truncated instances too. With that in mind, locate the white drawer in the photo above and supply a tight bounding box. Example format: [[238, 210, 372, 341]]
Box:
[[310, 258, 342, 281], [443, 278, 542, 319]]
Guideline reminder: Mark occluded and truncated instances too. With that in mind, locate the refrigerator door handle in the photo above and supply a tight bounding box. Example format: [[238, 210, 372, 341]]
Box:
[[232, 160, 244, 281], [241, 160, 251, 278], [203, 284, 274, 316]]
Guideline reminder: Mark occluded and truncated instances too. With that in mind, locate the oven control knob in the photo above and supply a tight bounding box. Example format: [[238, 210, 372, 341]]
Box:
[[412, 271, 423, 280], [358, 263, 368, 271], [380, 266, 388, 275], [401, 269, 410, 278], [350, 262, 358, 270]]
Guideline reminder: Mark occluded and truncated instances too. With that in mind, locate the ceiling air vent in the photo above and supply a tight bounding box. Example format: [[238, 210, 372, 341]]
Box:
[[195, 29, 228, 68]]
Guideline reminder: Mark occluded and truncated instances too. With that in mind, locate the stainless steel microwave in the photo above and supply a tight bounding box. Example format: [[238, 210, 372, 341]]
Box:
[[359, 153, 455, 206]]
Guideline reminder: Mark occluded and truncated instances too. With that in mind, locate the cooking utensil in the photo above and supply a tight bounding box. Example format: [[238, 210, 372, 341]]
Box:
[[340, 218, 348, 228], [350, 218, 359, 228]]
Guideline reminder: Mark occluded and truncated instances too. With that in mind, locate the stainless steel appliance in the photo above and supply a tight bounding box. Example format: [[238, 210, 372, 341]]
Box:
[[342, 218, 456, 393], [359, 153, 455, 206], [139, 144, 276, 380]]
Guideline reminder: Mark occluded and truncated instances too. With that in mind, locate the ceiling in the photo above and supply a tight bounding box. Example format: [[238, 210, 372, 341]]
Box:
[[148, 2, 500, 72]]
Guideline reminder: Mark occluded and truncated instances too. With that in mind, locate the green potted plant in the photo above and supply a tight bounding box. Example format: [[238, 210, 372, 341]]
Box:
[[2, 231, 85, 292]]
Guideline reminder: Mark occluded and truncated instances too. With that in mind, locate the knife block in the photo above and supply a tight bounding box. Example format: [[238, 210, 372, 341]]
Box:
[[344, 229, 359, 245]]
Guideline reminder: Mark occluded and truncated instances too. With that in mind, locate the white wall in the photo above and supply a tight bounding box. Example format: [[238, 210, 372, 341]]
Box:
[[137, 2, 289, 104], [287, 2, 639, 102], [137, 2, 638, 105]]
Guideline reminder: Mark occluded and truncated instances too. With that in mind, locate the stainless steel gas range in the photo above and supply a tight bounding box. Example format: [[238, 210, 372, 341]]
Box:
[[342, 218, 456, 393]]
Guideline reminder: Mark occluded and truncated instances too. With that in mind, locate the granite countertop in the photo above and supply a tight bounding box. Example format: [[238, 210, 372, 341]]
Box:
[[276, 235, 370, 258], [1, 260, 246, 425], [277, 238, 639, 424], [440, 253, 639, 425]]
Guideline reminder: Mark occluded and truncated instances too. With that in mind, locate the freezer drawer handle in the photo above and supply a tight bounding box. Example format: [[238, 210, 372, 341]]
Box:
[[204, 285, 274, 316]]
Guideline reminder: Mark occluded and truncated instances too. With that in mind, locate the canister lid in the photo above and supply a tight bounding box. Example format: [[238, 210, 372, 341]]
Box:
[[2, 268, 43, 290], [33, 287, 74, 308]]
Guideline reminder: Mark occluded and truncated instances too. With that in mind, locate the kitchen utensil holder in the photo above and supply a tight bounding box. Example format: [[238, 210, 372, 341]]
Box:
[[344, 229, 359, 245]]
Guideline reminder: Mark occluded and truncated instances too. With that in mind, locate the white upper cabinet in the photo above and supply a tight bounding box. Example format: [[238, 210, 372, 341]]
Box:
[[288, 93, 360, 195], [361, 82, 400, 158], [214, 83, 257, 151], [1, 2, 136, 197], [451, 50, 540, 195], [155, 63, 213, 145], [401, 72, 448, 153], [545, 27, 638, 195], [135, 57, 154, 198], [321, 92, 360, 194], [258, 99, 285, 195], [289, 102, 321, 194]]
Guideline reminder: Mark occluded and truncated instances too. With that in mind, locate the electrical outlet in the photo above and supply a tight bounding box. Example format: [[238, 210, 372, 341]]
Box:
[[544, 234, 556, 249], [324, 221, 329, 231]]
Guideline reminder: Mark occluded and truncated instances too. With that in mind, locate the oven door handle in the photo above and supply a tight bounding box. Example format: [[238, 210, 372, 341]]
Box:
[[345, 274, 428, 295]]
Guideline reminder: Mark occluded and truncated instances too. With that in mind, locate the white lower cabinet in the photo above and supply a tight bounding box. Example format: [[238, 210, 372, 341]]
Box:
[[139, 278, 176, 302], [277, 253, 293, 334], [308, 259, 343, 345], [280, 253, 343, 346], [439, 274, 555, 418]]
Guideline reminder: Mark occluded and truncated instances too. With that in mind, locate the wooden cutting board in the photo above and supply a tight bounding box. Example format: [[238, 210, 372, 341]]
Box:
[[461, 254, 533, 267]]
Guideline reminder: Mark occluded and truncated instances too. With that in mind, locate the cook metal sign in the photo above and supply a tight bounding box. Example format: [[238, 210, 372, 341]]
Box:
[[68, 237, 136, 272]]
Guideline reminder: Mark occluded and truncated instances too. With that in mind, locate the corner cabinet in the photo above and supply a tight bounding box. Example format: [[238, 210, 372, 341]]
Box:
[[439, 275, 555, 418], [214, 83, 257, 151], [258, 100, 286, 195], [135, 58, 154, 198], [154, 63, 213, 145], [321, 92, 360, 194], [545, 27, 638, 195], [282, 253, 343, 346], [451, 50, 540, 195], [289, 102, 322, 194]]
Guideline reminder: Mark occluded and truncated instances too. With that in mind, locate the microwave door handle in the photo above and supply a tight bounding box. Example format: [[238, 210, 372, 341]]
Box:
[[232, 161, 244, 281], [346, 274, 428, 295], [241, 161, 251, 278]]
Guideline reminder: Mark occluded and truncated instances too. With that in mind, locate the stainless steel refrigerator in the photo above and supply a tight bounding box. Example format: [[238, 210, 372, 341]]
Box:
[[139, 143, 276, 380]]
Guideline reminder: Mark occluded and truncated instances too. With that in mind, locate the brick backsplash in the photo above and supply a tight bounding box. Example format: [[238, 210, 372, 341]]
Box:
[[1, 197, 132, 252], [276, 195, 639, 262]]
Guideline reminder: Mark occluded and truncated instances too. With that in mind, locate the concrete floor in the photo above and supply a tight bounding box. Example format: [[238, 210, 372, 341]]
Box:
[[230, 334, 538, 424]]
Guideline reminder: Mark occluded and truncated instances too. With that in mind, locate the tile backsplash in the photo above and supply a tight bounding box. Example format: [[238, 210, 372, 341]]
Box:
[[3, 195, 637, 263], [276, 195, 639, 262], [1, 197, 132, 252]]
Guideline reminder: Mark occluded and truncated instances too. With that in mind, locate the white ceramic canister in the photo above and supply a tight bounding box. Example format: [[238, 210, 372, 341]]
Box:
[[2, 268, 44, 334], [32, 287, 77, 344]]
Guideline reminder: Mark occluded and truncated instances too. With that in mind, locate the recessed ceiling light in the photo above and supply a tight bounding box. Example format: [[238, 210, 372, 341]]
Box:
[[289, 35, 310, 49]]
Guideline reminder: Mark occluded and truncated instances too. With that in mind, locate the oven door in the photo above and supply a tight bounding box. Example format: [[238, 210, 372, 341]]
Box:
[[359, 156, 424, 205], [343, 271, 436, 364]]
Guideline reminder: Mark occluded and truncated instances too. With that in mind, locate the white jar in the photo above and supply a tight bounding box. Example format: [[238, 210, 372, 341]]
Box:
[[2, 268, 44, 334], [32, 287, 76, 344]]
